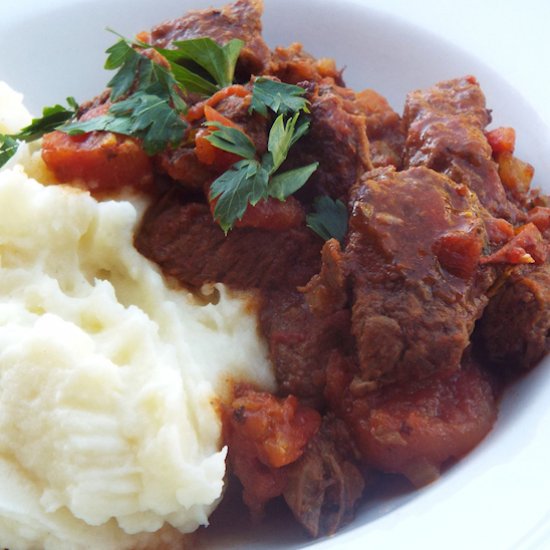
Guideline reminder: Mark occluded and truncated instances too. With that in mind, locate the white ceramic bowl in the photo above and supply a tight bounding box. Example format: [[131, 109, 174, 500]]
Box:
[[0, 1, 549, 548]]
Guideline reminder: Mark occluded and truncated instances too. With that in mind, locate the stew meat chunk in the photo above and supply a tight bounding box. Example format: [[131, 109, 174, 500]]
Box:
[[135, 194, 322, 291], [355, 88, 405, 169], [285, 80, 372, 201], [478, 262, 550, 369], [282, 414, 366, 538], [345, 166, 494, 387], [150, 0, 270, 78], [403, 76, 522, 222]]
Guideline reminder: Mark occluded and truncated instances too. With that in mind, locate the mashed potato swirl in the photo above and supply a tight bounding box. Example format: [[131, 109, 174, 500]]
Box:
[[0, 84, 274, 550]]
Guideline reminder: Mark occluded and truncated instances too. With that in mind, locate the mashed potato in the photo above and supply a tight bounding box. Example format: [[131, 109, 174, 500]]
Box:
[[0, 84, 275, 549]]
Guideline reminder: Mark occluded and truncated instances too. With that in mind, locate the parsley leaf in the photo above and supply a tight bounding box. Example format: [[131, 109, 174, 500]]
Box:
[[0, 98, 79, 169], [104, 37, 188, 112], [268, 162, 319, 201], [104, 39, 145, 100], [206, 76, 317, 232], [65, 92, 186, 155], [306, 196, 349, 243], [167, 62, 219, 96], [16, 99, 79, 141], [0, 135, 20, 167], [265, 112, 310, 173], [210, 159, 269, 233], [251, 77, 310, 117], [161, 37, 244, 90], [206, 113, 317, 231], [204, 121, 256, 160]]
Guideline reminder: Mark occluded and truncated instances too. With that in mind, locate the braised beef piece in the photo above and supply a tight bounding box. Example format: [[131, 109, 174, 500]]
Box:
[[150, 0, 270, 78], [259, 290, 351, 406], [283, 414, 366, 538], [260, 239, 353, 409], [345, 166, 495, 387], [477, 262, 550, 370], [285, 79, 372, 202], [267, 43, 345, 86], [155, 147, 215, 191], [403, 76, 523, 223], [135, 192, 322, 291], [355, 88, 405, 169], [301, 238, 349, 315], [259, 240, 353, 406], [135, 190, 348, 406]]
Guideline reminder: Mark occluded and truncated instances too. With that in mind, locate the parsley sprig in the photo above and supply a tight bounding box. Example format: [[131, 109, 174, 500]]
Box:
[[103, 36, 187, 109], [63, 34, 245, 155], [250, 77, 310, 117], [306, 195, 349, 243], [0, 33, 343, 242], [65, 92, 186, 155], [208, 79, 318, 233], [0, 99, 78, 166], [157, 37, 243, 93], [0, 31, 245, 165]]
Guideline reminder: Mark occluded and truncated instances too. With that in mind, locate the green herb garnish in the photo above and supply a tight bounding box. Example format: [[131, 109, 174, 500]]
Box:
[[0, 135, 19, 167], [64, 91, 187, 155], [103, 38, 186, 111], [65, 33, 247, 155], [306, 196, 348, 243], [16, 98, 79, 140], [250, 77, 310, 117], [210, 160, 270, 228], [105, 31, 244, 100], [0, 98, 78, 166], [0, 31, 246, 168], [158, 37, 244, 91], [204, 121, 257, 160], [207, 84, 318, 233], [268, 163, 319, 202]]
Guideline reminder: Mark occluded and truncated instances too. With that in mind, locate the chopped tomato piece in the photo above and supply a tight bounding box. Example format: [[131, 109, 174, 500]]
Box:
[[484, 216, 515, 245], [326, 358, 496, 487], [496, 151, 534, 200], [208, 194, 305, 231], [481, 222, 547, 265], [432, 229, 483, 279], [187, 84, 250, 123], [485, 127, 515, 155], [223, 387, 321, 516], [235, 196, 305, 230], [195, 105, 245, 171], [135, 31, 151, 44], [226, 388, 321, 468], [42, 130, 154, 195], [527, 206, 550, 234], [203, 104, 240, 128]]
